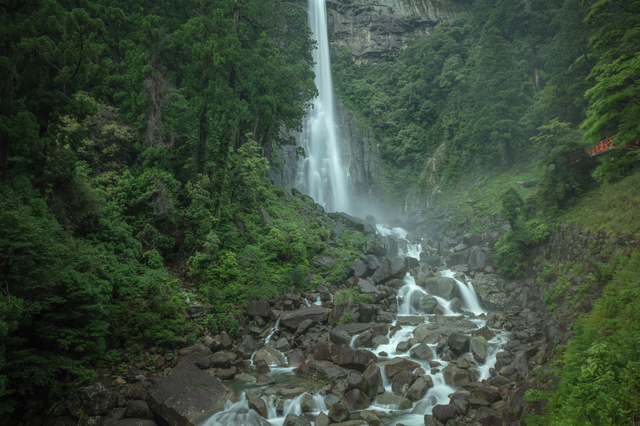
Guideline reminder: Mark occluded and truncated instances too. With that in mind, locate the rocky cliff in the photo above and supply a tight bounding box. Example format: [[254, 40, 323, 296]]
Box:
[[327, 0, 465, 63]]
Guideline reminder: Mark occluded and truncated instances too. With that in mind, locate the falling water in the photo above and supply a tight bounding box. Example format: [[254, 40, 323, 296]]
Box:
[[295, 0, 351, 213]]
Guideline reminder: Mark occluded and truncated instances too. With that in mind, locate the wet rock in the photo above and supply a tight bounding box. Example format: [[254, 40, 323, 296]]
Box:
[[280, 306, 330, 330], [471, 337, 490, 363], [296, 360, 349, 382], [396, 316, 424, 326], [361, 363, 382, 398], [216, 367, 237, 380], [443, 364, 471, 386], [409, 343, 432, 360], [447, 332, 470, 355], [375, 393, 412, 409], [432, 404, 456, 423], [336, 347, 378, 371], [450, 297, 463, 313], [255, 375, 276, 386], [470, 387, 502, 404], [148, 354, 231, 426], [276, 337, 291, 352], [422, 277, 458, 300], [246, 300, 270, 318], [384, 357, 420, 379], [329, 302, 360, 326], [371, 335, 389, 348], [359, 409, 382, 426], [347, 372, 365, 391], [314, 340, 339, 361], [472, 275, 510, 310], [351, 259, 368, 278], [103, 408, 127, 425], [361, 240, 388, 256], [255, 359, 271, 374], [126, 401, 153, 420], [253, 348, 286, 366], [357, 331, 373, 347], [66, 382, 117, 418], [471, 326, 496, 341], [328, 403, 350, 422], [234, 373, 256, 383], [330, 323, 373, 346], [295, 319, 316, 336], [248, 398, 268, 418], [342, 389, 371, 411], [477, 406, 501, 425], [391, 371, 416, 396], [357, 303, 376, 323], [406, 376, 431, 401], [236, 335, 259, 359], [371, 256, 407, 285], [396, 341, 411, 353], [315, 412, 331, 426]]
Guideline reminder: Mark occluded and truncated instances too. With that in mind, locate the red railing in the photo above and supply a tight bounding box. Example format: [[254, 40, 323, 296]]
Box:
[[588, 136, 615, 155]]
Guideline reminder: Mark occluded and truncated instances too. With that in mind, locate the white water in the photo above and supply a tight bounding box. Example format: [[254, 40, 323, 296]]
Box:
[[295, 0, 351, 213], [441, 269, 485, 315]]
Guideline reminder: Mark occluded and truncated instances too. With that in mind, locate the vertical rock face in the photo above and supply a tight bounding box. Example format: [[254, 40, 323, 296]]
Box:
[[327, 0, 465, 64]]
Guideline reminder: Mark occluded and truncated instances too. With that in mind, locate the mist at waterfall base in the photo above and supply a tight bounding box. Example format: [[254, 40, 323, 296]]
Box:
[[201, 224, 508, 426]]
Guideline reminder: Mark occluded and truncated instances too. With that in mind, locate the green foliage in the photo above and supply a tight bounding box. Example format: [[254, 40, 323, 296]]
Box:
[[337, 313, 352, 326], [334, 288, 374, 306], [528, 253, 640, 425]]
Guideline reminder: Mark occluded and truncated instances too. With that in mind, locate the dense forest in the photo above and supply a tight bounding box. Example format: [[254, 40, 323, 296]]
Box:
[[1, 0, 639, 424]]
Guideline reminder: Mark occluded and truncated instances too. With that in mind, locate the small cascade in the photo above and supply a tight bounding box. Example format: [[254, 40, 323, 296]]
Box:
[[441, 270, 485, 315], [264, 318, 280, 344], [201, 394, 265, 426]]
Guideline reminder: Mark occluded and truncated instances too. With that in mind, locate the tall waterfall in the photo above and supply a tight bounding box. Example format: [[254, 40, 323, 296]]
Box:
[[295, 0, 351, 213]]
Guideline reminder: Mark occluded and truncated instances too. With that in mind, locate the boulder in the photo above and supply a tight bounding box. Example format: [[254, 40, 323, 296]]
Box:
[[383, 357, 420, 379], [409, 344, 432, 360], [468, 247, 486, 270], [422, 277, 458, 300], [148, 354, 232, 426], [477, 406, 501, 425], [315, 412, 331, 426], [472, 275, 510, 310], [280, 306, 330, 330], [295, 360, 348, 383], [374, 393, 412, 409], [432, 404, 456, 423], [209, 352, 231, 369], [236, 335, 259, 359], [443, 364, 471, 387], [313, 340, 339, 361], [447, 332, 470, 355], [371, 257, 407, 285], [391, 371, 416, 396], [330, 323, 373, 346], [361, 363, 382, 398], [406, 376, 432, 401], [253, 348, 286, 366], [246, 300, 270, 318], [361, 240, 388, 256], [336, 347, 377, 372], [126, 401, 154, 420], [112, 420, 157, 426], [342, 389, 371, 411], [66, 382, 117, 418], [328, 403, 350, 423], [350, 259, 368, 278], [248, 398, 268, 418], [471, 337, 490, 363], [396, 316, 424, 326]]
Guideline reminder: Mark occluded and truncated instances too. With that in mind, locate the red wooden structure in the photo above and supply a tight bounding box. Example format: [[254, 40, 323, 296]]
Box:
[[569, 136, 639, 163]]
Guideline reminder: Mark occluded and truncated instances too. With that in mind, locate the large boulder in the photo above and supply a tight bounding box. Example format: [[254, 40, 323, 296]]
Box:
[[471, 337, 490, 363], [432, 404, 456, 423], [406, 376, 432, 401], [361, 240, 388, 256], [350, 259, 368, 278], [448, 332, 470, 355], [330, 323, 373, 346], [148, 354, 232, 426], [371, 257, 407, 285], [472, 275, 511, 310], [280, 306, 330, 330], [375, 393, 412, 409], [66, 382, 117, 418], [391, 371, 416, 396], [246, 300, 270, 318], [468, 247, 487, 270], [336, 347, 378, 372], [253, 348, 286, 366], [342, 389, 371, 411], [443, 364, 472, 387], [295, 360, 349, 383], [361, 363, 382, 398], [422, 277, 458, 300], [383, 357, 420, 379]]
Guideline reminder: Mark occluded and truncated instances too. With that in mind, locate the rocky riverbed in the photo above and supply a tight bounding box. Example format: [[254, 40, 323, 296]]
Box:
[[42, 212, 573, 426]]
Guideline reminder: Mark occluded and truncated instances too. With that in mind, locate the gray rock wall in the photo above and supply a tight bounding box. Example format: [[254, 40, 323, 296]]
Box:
[[327, 0, 465, 64]]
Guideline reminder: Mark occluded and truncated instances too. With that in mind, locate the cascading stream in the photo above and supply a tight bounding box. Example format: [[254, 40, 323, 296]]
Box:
[[295, 0, 351, 214]]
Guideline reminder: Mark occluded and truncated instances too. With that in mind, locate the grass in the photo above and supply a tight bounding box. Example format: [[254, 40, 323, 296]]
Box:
[[561, 169, 640, 236]]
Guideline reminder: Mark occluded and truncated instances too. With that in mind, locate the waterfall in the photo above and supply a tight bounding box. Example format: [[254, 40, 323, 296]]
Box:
[[295, 0, 351, 213]]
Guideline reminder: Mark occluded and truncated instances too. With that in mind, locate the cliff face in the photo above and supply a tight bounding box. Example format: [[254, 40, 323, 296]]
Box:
[[327, 0, 464, 63]]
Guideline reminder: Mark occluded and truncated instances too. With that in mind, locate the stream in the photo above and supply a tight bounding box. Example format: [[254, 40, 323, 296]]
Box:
[[201, 223, 508, 426]]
